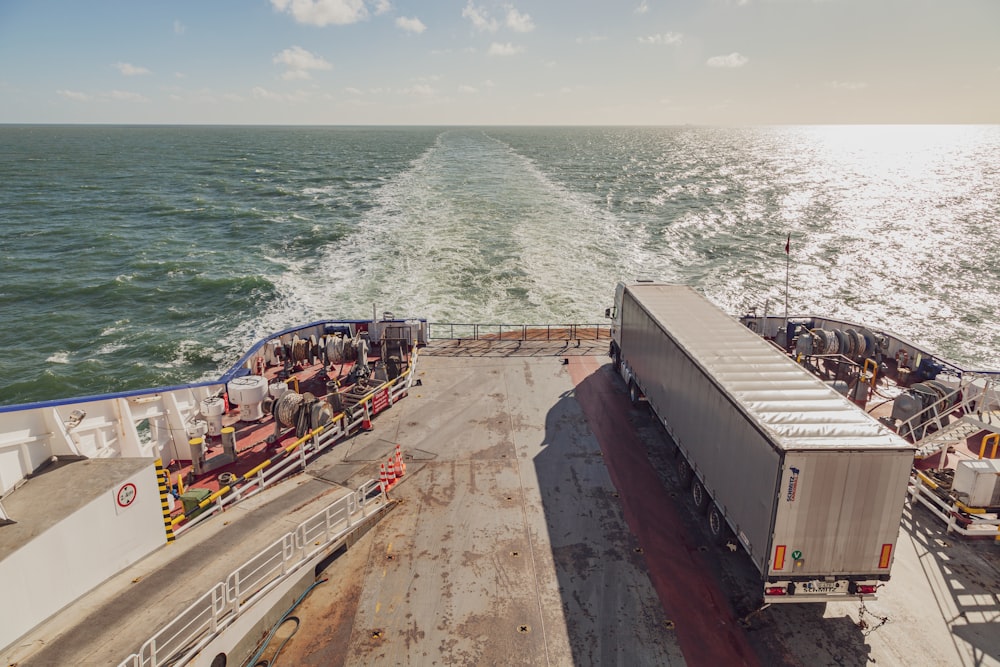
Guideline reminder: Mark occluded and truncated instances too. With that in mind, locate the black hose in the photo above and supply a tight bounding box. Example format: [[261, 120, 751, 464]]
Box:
[[253, 617, 300, 667], [244, 578, 327, 667]]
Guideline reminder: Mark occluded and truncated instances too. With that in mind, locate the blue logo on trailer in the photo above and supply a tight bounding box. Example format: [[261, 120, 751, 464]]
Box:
[[786, 467, 800, 502]]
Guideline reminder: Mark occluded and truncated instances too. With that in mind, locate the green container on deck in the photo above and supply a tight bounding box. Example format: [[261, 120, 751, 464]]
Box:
[[180, 488, 212, 516]]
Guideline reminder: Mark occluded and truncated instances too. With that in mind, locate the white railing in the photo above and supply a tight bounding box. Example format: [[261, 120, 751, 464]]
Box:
[[900, 373, 1000, 455], [908, 472, 1000, 540], [171, 351, 419, 536], [118, 478, 387, 667], [427, 322, 610, 342]]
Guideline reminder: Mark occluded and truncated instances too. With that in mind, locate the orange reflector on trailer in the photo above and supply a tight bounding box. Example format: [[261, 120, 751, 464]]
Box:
[[878, 543, 892, 569], [773, 545, 786, 570]]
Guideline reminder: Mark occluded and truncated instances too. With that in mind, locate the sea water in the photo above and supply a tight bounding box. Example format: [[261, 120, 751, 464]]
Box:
[[1, 125, 998, 405]]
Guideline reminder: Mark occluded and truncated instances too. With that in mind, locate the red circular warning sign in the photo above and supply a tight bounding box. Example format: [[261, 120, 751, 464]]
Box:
[[116, 482, 137, 508]]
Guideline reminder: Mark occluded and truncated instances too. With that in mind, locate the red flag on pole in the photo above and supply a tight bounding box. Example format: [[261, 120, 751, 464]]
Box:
[[784, 233, 790, 255]]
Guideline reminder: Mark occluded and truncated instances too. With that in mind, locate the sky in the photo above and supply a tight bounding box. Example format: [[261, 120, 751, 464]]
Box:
[[0, 0, 998, 125]]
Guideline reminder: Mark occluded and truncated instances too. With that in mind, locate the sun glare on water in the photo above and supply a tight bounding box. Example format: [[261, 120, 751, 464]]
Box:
[[767, 125, 999, 365]]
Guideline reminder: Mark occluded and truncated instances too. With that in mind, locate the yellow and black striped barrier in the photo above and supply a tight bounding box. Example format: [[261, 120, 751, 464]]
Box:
[[154, 458, 176, 543]]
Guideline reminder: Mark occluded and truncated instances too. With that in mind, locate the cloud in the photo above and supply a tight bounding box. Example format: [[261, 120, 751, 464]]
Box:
[[114, 62, 151, 76], [253, 86, 282, 100], [110, 90, 149, 103], [173, 20, 186, 34], [458, 84, 478, 93], [400, 83, 434, 97], [345, 86, 364, 95], [273, 46, 332, 80], [638, 32, 683, 45], [488, 42, 523, 56], [635, 1, 649, 13], [706, 52, 748, 68], [827, 80, 868, 90], [575, 35, 607, 44], [372, 0, 391, 14], [396, 16, 426, 33], [506, 8, 535, 32], [271, 0, 369, 27], [252, 86, 310, 103], [462, 1, 498, 32], [57, 89, 90, 101]]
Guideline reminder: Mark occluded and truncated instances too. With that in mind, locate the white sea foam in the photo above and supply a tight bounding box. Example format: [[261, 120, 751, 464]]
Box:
[[5, 125, 1000, 407], [97, 342, 127, 355], [47, 352, 70, 364], [245, 126, 1000, 371]]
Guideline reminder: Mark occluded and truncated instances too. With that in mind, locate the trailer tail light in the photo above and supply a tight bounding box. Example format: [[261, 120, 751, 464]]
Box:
[[855, 584, 878, 595], [878, 544, 892, 569], [773, 545, 786, 570], [765, 586, 788, 596]]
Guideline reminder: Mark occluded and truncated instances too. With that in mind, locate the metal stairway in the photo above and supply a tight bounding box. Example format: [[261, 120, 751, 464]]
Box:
[[914, 414, 1000, 459], [909, 373, 1000, 459]]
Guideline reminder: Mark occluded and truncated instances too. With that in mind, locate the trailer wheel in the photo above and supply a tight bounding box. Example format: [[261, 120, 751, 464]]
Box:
[[691, 479, 709, 512], [628, 380, 641, 406], [676, 458, 693, 489], [708, 505, 730, 545]]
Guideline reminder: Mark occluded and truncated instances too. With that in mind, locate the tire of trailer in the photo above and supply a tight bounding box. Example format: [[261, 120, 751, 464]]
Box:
[[628, 380, 641, 406], [691, 479, 709, 512], [708, 504, 729, 545], [676, 458, 693, 489]]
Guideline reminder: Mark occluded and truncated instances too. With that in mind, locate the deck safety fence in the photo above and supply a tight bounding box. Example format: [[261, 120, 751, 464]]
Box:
[[908, 471, 1000, 540], [427, 322, 610, 342], [117, 478, 386, 667]]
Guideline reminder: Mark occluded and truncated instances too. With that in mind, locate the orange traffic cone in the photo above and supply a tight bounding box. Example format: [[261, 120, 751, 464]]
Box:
[[378, 462, 389, 495], [394, 443, 406, 477], [385, 456, 397, 489], [361, 403, 373, 431]]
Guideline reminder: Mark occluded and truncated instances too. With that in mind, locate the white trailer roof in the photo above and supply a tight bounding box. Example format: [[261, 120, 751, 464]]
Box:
[[629, 283, 913, 452]]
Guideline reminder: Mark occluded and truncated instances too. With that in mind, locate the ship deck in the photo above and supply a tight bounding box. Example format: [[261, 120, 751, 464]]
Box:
[[10, 340, 1000, 667], [251, 340, 1000, 667], [164, 352, 371, 499]]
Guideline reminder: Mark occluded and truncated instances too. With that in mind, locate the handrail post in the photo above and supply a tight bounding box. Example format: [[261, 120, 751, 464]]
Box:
[[228, 571, 241, 609], [210, 584, 222, 632]]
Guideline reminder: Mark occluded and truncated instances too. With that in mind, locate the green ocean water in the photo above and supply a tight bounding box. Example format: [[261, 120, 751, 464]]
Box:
[[2, 125, 998, 405]]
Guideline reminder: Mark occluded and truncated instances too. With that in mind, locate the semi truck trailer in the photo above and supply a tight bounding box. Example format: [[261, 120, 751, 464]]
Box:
[[607, 281, 914, 604]]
